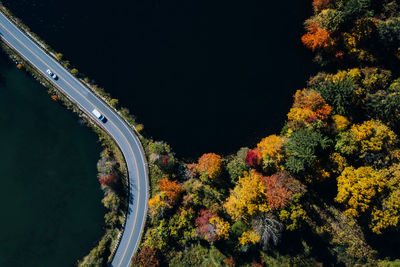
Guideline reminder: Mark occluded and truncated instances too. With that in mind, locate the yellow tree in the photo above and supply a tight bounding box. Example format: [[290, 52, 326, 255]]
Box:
[[350, 120, 397, 155], [287, 89, 332, 129], [148, 193, 171, 217], [224, 171, 268, 220], [257, 135, 285, 170], [239, 230, 260, 246], [335, 166, 386, 217], [370, 164, 400, 234], [209, 217, 230, 240], [332, 115, 350, 132]]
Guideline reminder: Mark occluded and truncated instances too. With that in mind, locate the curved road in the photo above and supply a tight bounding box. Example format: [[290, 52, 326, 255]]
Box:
[[0, 11, 148, 267]]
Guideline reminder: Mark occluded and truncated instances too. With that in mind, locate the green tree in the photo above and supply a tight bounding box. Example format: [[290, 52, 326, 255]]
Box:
[[285, 128, 330, 174], [312, 76, 356, 116], [226, 156, 248, 183], [378, 18, 400, 49]]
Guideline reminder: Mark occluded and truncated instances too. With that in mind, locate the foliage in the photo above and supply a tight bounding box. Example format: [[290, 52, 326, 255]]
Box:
[[148, 193, 171, 217], [226, 154, 248, 183], [158, 178, 183, 204], [195, 209, 230, 242], [239, 230, 260, 246], [98, 173, 118, 186], [257, 135, 285, 170], [224, 171, 269, 220], [262, 172, 295, 210], [285, 128, 330, 174], [131, 246, 160, 267], [245, 148, 262, 167], [335, 166, 386, 217], [336, 120, 397, 164], [312, 75, 356, 116], [196, 153, 223, 180], [312, 0, 331, 13], [167, 244, 210, 267], [370, 164, 400, 234], [301, 22, 334, 51], [332, 114, 350, 131]]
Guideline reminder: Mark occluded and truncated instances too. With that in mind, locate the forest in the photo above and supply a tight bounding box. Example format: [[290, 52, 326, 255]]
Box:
[[130, 0, 400, 266]]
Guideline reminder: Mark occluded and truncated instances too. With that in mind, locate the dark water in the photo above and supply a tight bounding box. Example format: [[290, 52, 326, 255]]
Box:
[[1, 0, 316, 158], [0, 52, 105, 266]]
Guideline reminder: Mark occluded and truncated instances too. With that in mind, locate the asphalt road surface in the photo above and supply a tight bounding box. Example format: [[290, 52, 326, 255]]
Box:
[[0, 11, 148, 267]]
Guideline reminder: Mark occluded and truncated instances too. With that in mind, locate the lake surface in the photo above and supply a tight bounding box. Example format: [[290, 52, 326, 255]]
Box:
[[1, 0, 316, 158], [0, 52, 105, 266]]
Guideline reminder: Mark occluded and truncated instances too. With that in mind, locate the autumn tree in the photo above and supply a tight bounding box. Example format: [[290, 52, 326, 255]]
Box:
[[312, 0, 331, 13], [196, 153, 223, 180], [257, 135, 285, 170], [262, 172, 295, 210], [224, 171, 268, 220], [332, 115, 350, 132], [303, 0, 399, 65], [195, 209, 230, 242], [336, 120, 397, 164], [245, 148, 262, 167], [301, 22, 334, 51], [148, 178, 183, 217], [148, 193, 171, 217], [143, 220, 170, 251], [370, 164, 400, 234], [336, 163, 400, 234], [292, 89, 332, 120], [335, 166, 386, 217], [98, 173, 118, 186], [131, 246, 160, 267], [239, 229, 260, 246], [224, 256, 236, 267], [158, 178, 183, 204]]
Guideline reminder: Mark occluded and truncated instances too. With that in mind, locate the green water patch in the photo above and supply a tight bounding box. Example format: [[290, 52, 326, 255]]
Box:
[[0, 52, 105, 266]]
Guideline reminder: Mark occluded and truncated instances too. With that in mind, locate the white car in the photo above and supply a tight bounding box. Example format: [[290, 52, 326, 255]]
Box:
[[46, 69, 58, 80], [92, 109, 106, 122]]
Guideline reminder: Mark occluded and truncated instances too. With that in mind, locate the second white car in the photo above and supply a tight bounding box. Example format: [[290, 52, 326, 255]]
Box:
[[46, 69, 58, 80]]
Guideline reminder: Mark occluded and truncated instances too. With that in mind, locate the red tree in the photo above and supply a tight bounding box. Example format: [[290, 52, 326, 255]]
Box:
[[98, 173, 118, 186], [245, 148, 262, 167], [195, 209, 218, 242], [131, 246, 160, 267], [262, 172, 295, 210]]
